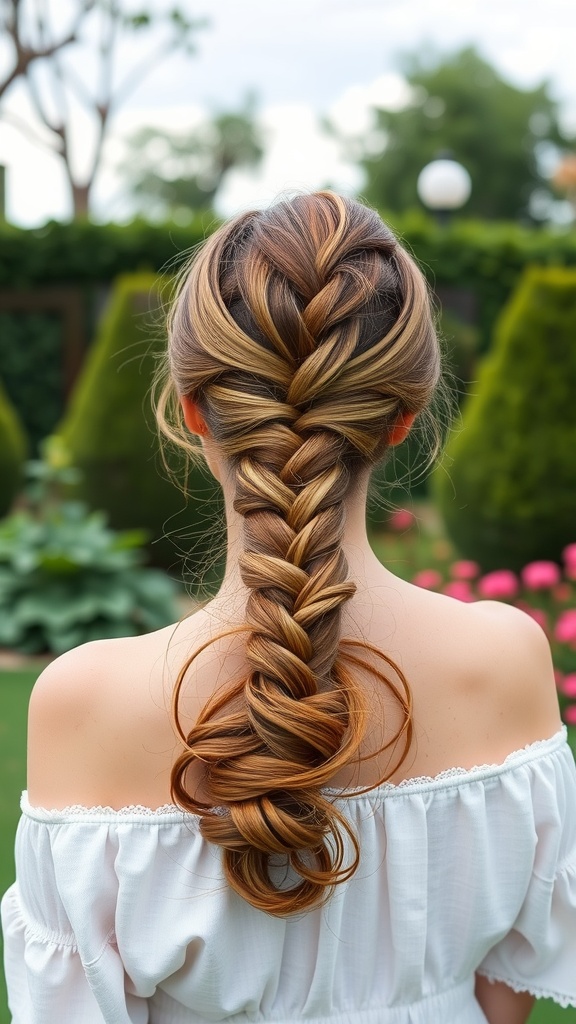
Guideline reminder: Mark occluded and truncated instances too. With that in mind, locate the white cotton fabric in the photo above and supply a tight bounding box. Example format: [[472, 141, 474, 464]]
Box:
[[2, 728, 576, 1024]]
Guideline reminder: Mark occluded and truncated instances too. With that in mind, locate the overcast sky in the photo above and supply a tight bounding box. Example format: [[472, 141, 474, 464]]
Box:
[[1, 0, 575, 225]]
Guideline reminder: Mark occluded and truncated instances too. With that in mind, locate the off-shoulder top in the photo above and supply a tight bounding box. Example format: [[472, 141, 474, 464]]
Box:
[[2, 729, 576, 1024]]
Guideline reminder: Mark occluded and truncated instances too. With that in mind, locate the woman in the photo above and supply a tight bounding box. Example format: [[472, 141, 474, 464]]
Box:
[[2, 192, 575, 1023]]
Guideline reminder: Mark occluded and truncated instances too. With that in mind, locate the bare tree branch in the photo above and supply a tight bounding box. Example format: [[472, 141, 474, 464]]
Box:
[[0, 0, 96, 99], [1, 107, 62, 152], [0, 1, 208, 217]]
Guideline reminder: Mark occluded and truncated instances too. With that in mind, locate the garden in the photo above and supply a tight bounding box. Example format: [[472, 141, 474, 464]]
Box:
[[1, 228, 576, 1022], [2, 5, 576, 1016]]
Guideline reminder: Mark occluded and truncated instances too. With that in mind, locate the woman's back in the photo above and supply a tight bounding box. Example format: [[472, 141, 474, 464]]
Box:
[[6, 591, 575, 1024], [25, 558, 562, 811], [3, 191, 575, 1023]]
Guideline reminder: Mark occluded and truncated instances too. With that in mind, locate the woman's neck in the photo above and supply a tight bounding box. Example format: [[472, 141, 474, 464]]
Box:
[[210, 473, 389, 617]]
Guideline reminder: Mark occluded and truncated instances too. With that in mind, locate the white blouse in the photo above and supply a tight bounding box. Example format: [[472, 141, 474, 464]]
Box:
[[2, 729, 576, 1024]]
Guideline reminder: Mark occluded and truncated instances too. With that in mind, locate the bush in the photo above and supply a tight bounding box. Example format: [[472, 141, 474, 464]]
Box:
[[58, 273, 224, 581], [435, 266, 576, 570], [0, 311, 64, 452], [0, 376, 27, 517], [0, 439, 181, 654], [0, 215, 213, 288]]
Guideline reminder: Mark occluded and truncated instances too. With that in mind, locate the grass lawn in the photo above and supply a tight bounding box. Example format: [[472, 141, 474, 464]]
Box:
[[1, 669, 575, 1023]]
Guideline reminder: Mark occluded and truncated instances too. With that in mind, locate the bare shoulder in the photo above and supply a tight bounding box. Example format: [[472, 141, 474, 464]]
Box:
[[26, 619, 201, 810], [387, 581, 564, 774], [443, 595, 561, 744]]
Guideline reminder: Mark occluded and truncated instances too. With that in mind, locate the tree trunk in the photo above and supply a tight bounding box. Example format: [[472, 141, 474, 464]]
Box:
[[71, 182, 91, 219]]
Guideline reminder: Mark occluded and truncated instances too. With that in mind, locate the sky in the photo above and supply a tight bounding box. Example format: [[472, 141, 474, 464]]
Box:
[[0, 0, 575, 226]]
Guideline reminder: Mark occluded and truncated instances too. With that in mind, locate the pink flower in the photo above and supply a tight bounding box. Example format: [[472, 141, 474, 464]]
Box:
[[553, 583, 572, 602], [521, 560, 561, 590], [563, 704, 576, 726], [450, 560, 480, 581], [388, 509, 416, 531], [443, 580, 475, 602], [561, 674, 576, 699], [562, 543, 576, 570], [477, 570, 519, 600], [413, 569, 442, 590], [554, 609, 576, 645]]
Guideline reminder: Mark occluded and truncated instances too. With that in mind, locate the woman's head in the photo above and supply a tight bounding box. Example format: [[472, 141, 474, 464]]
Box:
[[159, 192, 441, 916], [165, 190, 439, 468]]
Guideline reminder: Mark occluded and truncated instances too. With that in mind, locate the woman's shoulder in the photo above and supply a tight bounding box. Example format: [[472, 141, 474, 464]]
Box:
[[401, 587, 562, 768], [26, 612, 211, 810]]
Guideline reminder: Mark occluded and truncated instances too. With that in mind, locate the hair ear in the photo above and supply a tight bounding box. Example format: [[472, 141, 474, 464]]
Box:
[[181, 396, 209, 436], [388, 411, 417, 447]]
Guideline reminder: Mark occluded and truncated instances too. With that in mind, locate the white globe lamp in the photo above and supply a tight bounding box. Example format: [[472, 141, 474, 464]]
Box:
[[417, 157, 472, 224]]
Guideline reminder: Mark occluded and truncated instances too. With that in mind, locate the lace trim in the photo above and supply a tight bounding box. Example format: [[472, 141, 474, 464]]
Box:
[[476, 969, 576, 1009], [323, 727, 568, 796], [21, 727, 568, 821]]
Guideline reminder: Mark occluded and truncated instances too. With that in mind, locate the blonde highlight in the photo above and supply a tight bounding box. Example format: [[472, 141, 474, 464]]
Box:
[[158, 192, 441, 916]]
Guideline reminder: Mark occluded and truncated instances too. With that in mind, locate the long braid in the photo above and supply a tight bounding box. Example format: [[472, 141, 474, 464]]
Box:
[[162, 192, 441, 915]]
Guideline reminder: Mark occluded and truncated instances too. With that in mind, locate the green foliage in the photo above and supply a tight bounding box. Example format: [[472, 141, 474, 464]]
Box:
[[59, 273, 225, 579], [435, 266, 576, 570], [361, 46, 570, 220], [118, 95, 264, 221], [0, 311, 64, 452], [0, 439, 180, 654], [0, 377, 27, 517], [0, 216, 213, 287], [5, 216, 576, 359]]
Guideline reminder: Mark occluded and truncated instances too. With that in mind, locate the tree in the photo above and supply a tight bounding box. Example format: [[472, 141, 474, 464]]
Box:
[[0, 0, 92, 100], [116, 94, 265, 221], [0, 1, 206, 218], [359, 47, 571, 221]]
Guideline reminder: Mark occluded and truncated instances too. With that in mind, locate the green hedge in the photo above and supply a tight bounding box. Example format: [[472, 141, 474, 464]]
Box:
[[2, 213, 576, 353], [0, 312, 64, 452], [0, 215, 214, 288], [435, 265, 576, 570], [0, 378, 27, 517], [59, 272, 225, 581]]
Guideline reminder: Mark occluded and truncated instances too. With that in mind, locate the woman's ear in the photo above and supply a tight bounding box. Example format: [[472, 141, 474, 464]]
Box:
[[180, 395, 209, 437], [388, 411, 417, 447]]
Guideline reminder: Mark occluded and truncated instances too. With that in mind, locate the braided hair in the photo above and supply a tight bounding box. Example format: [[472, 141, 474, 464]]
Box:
[[157, 192, 441, 916]]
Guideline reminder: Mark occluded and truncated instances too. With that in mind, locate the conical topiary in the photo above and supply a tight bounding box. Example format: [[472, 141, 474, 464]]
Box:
[[435, 265, 576, 571], [59, 273, 224, 583], [0, 377, 27, 517]]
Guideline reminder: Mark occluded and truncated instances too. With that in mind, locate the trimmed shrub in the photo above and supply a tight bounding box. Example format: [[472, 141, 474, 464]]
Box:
[[0, 377, 27, 517], [0, 311, 65, 452], [59, 273, 224, 583], [435, 266, 576, 570]]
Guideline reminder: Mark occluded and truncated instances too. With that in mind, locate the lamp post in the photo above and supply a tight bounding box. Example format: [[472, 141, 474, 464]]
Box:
[[416, 155, 471, 226]]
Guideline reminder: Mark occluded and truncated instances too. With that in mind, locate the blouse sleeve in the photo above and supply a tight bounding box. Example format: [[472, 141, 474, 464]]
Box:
[[476, 737, 576, 1008], [1, 811, 149, 1024]]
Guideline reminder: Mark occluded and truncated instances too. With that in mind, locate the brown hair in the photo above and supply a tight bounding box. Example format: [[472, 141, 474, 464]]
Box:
[[157, 192, 441, 916]]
